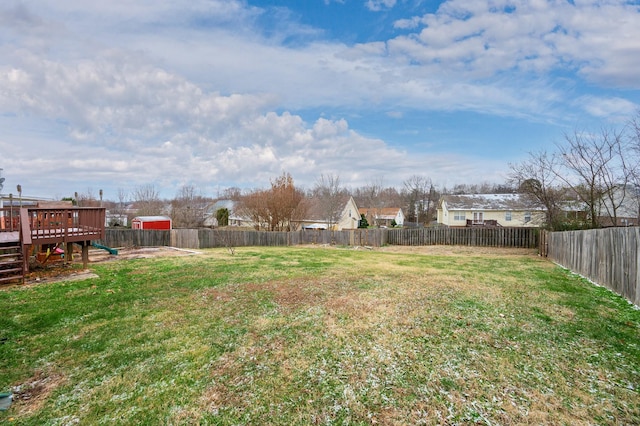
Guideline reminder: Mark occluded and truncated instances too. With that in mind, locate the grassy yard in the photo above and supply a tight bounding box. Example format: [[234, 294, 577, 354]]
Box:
[[0, 246, 639, 425]]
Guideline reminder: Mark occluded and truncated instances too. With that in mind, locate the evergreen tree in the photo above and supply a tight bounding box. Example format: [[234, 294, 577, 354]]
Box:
[[216, 208, 229, 227]]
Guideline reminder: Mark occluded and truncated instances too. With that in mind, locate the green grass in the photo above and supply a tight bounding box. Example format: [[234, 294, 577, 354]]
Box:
[[0, 246, 639, 425]]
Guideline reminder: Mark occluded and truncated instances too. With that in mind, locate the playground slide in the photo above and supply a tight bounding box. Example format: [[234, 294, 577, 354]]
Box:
[[91, 242, 118, 255]]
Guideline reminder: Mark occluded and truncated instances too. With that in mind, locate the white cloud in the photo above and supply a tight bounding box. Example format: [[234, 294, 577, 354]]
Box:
[[577, 96, 638, 121], [0, 48, 442, 196], [6, 0, 634, 121], [387, 0, 640, 89], [366, 0, 398, 12]]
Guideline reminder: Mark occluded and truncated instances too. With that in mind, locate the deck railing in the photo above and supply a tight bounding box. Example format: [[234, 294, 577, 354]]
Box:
[[25, 208, 106, 244], [0, 207, 20, 232], [1, 207, 106, 242]]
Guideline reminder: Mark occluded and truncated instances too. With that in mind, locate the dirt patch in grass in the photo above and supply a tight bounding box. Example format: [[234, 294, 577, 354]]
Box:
[[11, 370, 67, 415], [0, 246, 200, 289], [262, 277, 348, 311], [86, 246, 201, 262]]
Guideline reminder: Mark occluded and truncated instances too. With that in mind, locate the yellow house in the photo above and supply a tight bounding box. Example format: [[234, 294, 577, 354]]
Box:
[[437, 194, 545, 227]]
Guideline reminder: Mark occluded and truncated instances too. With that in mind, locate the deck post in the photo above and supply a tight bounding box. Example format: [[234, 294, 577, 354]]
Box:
[[65, 242, 74, 265], [82, 241, 90, 269]]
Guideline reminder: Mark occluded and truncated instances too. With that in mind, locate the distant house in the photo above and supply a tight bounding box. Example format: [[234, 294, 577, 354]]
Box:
[[131, 216, 172, 230], [598, 184, 640, 227], [359, 207, 405, 227], [437, 194, 545, 227], [204, 200, 250, 227], [105, 211, 128, 227], [295, 196, 360, 230]]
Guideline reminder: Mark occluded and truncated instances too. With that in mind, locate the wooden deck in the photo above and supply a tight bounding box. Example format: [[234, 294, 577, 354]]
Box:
[[0, 207, 106, 276]]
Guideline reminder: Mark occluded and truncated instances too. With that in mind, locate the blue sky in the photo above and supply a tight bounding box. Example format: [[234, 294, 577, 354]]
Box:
[[1, 0, 639, 199]]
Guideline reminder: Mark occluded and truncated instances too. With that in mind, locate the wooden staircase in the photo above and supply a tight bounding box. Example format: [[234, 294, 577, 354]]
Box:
[[0, 242, 24, 284]]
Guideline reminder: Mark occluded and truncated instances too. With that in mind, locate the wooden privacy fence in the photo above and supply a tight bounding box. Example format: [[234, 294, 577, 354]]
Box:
[[98, 227, 539, 251], [546, 227, 640, 307], [98, 229, 171, 248], [386, 227, 539, 248]]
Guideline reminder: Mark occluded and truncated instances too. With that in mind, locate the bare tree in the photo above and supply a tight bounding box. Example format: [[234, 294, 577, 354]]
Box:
[[219, 187, 243, 201], [171, 185, 209, 228], [267, 172, 307, 231], [117, 188, 128, 212], [104, 188, 129, 227], [555, 128, 629, 228], [239, 172, 307, 231], [403, 175, 436, 224], [630, 110, 640, 153], [133, 184, 164, 216], [75, 188, 100, 207], [311, 174, 347, 229], [352, 180, 403, 226], [626, 111, 640, 223], [509, 150, 567, 230], [213, 229, 236, 255], [238, 189, 270, 230], [378, 186, 403, 207]]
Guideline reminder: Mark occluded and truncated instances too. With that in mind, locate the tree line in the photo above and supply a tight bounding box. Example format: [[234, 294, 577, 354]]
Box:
[[73, 173, 517, 230], [72, 112, 640, 231]]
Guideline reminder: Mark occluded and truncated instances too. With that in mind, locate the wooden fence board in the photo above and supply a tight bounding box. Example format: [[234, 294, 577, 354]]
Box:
[[547, 227, 640, 307]]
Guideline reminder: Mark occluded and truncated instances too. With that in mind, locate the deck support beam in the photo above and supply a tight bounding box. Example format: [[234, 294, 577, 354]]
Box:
[[82, 241, 89, 269], [65, 242, 73, 265]]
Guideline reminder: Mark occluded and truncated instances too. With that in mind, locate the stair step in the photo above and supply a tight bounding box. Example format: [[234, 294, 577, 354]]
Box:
[[0, 274, 24, 284], [0, 246, 21, 252], [0, 266, 23, 274], [0, 252, 21, 259]]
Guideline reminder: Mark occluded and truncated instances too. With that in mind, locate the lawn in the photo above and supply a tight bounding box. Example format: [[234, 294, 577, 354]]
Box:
[[0, 246, 639, 425]]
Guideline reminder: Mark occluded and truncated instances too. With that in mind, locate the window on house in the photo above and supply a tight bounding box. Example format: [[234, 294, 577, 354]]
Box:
[[524, 211, 531, 223], [505, 211, 512, 221], [454, 212, 465, 221], [473, 212, 484, 223]]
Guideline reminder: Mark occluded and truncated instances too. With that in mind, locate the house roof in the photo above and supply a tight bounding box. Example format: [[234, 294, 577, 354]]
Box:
[[208, 199, 235, 213], [359, 207, 402, 219], [440, 194, 545, 211], [303, 195, 356, 222], [132, 216, 172, 221]]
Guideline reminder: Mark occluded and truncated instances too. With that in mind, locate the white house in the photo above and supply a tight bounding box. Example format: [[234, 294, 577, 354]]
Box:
[[358, 207, 405, 227], [204, 200, 252, 227]]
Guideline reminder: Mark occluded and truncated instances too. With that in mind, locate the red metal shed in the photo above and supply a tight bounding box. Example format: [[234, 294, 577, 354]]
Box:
[[131, 216, 172, 230]]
